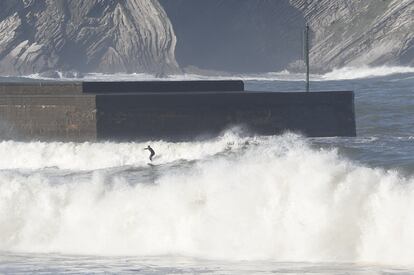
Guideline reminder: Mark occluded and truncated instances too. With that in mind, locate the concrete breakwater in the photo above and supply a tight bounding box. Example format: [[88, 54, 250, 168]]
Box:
[[0, 81, 356, 141]]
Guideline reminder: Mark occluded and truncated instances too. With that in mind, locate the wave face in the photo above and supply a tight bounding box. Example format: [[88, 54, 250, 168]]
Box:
[[1, 133, 414, 265]]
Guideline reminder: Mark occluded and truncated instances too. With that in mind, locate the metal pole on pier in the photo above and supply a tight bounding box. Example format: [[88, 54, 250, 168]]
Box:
[[304, 24, 310, 92]]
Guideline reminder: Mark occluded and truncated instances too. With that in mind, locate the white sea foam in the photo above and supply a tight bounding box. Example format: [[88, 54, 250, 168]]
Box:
[[1, 133, 414, 266], [0, 131, 248, 171], [24, 66, 414, 82], [26, 71, 308, 82], [320, 66, 414, 81]]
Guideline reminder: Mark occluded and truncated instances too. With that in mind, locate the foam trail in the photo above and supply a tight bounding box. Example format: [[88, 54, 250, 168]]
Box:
[[1, 134, 414, 266]]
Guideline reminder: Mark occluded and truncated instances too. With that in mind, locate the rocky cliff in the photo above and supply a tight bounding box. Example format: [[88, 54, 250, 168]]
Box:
[[0, 0, 179, 75], [0, 0, 413, 76], [291, 0, 414, 71]]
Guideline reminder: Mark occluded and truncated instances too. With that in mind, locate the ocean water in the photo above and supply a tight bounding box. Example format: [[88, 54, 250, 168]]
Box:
[[0, 67, 414, 274]]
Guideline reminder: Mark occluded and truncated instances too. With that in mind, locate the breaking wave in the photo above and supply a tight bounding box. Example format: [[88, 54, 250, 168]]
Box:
[[0, 135, 239, 171], [1, 133, 414, 266], [320, 66, 414, 81]]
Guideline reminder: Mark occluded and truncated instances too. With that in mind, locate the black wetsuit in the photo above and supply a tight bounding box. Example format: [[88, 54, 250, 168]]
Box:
[[146, 146, 155, 161]]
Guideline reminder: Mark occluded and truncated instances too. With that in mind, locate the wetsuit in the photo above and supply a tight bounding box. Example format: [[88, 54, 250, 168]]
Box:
[[145, 146, 155, 161]]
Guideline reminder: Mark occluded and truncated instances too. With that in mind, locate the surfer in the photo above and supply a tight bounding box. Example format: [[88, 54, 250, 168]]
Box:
[[145, 145, 155, 162]]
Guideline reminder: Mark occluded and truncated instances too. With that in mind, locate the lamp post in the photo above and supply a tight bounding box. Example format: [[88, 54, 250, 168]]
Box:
[[304, 24, 310, 92]]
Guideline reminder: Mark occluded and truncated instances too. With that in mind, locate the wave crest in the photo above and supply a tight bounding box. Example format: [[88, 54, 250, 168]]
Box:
[[0, 134, 414, 265]]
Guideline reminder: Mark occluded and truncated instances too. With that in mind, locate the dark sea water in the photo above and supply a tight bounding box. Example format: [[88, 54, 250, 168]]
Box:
[[0, 68, 414, 274], [246, 72, 414, 175]]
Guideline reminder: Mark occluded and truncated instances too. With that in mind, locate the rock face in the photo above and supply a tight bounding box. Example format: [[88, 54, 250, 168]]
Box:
[[160, 0, 305, 73], [291, 0, 414, 71], [0, 0, 413, 75], [0, 0, 179, 75]]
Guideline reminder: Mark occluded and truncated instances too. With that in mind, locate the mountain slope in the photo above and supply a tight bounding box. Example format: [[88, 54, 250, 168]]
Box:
[[291, 0, 414, 70], [0, 0, 179, 75]]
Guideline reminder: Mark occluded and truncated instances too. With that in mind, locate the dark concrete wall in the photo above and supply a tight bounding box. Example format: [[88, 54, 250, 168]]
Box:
[[82, 80, 244, 93], [96, 91, 356, 140]]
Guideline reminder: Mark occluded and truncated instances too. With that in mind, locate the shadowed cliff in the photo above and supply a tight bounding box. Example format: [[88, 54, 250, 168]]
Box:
[[160, 0, 305, 73], [161, 0, 414, 73]]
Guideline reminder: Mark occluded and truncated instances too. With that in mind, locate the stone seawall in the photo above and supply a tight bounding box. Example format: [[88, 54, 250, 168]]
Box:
[[0, 81, 356, 141], [0, 94, 96, 141]]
